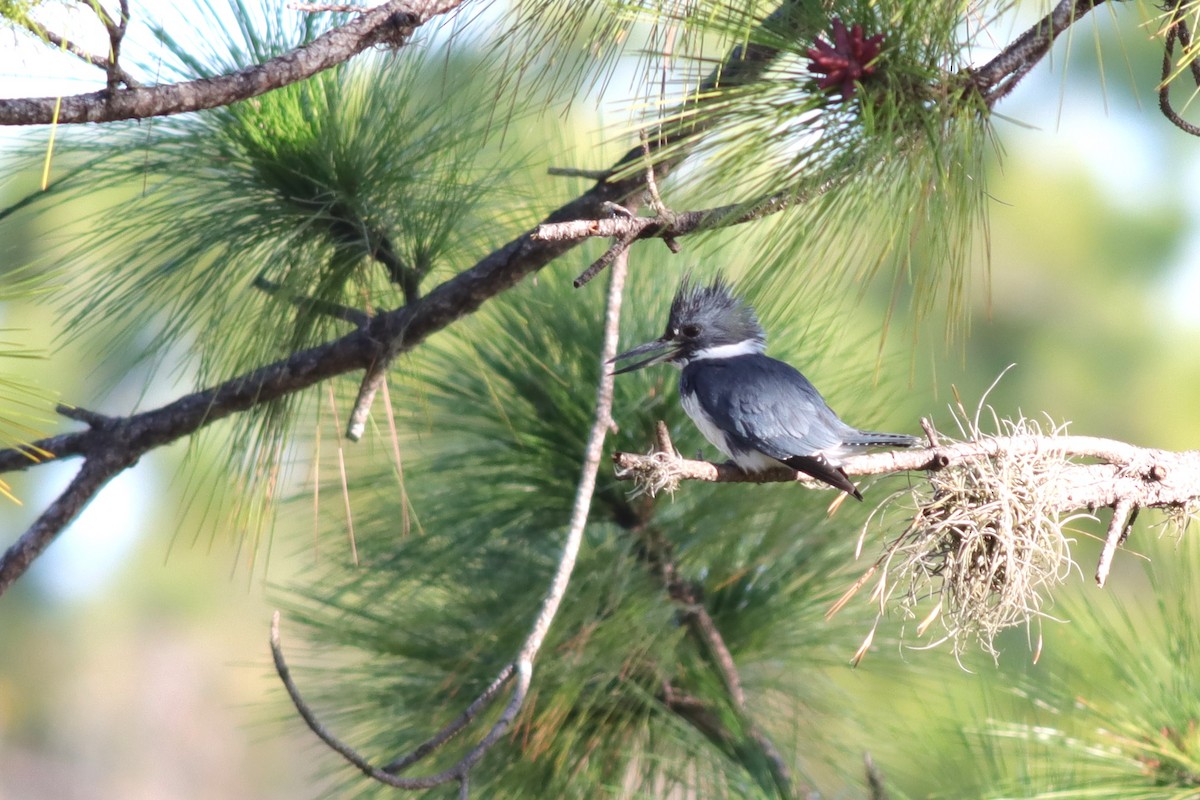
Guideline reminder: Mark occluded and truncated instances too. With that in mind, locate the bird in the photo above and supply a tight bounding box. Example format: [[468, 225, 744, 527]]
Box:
[[610, 275, 922, 500]]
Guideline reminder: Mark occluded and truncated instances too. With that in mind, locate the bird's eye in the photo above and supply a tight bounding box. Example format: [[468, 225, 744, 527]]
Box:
[[680, 323, 701, 338]]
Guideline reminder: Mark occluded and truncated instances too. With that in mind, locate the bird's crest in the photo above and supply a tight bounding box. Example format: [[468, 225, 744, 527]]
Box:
[[668, 274, 765, 346]]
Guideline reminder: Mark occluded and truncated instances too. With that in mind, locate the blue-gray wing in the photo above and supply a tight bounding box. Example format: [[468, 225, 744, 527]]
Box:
[[681, 355, 849, 460]]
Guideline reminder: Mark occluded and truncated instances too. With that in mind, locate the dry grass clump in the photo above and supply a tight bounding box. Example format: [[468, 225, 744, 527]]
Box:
[[843, 405, 1088, 662], [617, 449, 685, 498]]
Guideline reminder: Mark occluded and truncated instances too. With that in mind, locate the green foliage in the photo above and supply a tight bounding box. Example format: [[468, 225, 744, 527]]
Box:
[[0, 0, 43, 25], [282, 263, 880, 797], [0, 337, 51, 502], [149, 0, 330, 79], [959, 535, 1200, 799], [500, 0, 993, 337], [2, 37, 526, 540], [25, 54, 513, 383]]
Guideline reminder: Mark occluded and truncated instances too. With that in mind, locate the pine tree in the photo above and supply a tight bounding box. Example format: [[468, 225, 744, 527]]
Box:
[[3, 1, 1200, 797]]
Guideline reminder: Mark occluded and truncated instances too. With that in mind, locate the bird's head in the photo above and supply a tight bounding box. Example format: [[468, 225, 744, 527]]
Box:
[[611, 275, 766, 374]]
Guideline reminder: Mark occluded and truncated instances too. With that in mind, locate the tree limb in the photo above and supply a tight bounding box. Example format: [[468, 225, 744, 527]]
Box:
[[634, 425, 796, 797], [0, 0, 803, 597], [0, 0, 460, 125], [614, 433, 1200, 511], [534, 193, 793, 256], [0, 456, 128, 594], [537, 1, 1116, 250], [615, 428, 1200, 608], [970, 0, 1104, 105]]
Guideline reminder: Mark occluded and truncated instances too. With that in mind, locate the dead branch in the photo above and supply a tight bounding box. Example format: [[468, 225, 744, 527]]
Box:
[[615, 419, 1200, 655], [270, 221, 633, 794], [0, 0, 460, 125], [534, 194, 792, 251], [614, 433, 1200, 514]]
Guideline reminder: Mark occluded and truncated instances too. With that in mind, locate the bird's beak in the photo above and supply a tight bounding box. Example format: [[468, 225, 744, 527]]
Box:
[[609, 337, 678, 375]]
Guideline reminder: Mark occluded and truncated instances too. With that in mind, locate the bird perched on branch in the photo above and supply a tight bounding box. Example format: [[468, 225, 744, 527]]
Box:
[[611, 275, 921, 500]]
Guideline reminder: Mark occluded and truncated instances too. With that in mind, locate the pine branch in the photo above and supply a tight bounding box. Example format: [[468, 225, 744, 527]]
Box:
[[252, 276, 371, 328], [0, 456, 126, 592], [970, 0, 1104, 105], [270, 217, 634, 795], [535, 194, 795, 285], [538, 1, 1117, 250], [615, 432, 1198, 497], [670, 576, 797, 797], [0, 0, 460, 125], [614, 428, 1200, 589], [0, 0, 803, 595]]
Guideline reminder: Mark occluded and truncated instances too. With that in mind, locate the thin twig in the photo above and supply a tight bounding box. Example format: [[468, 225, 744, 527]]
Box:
[[539, 193, 793, 248], [654, 420, 676, 456], [104, 0, 132, 94], [573, 230, 640, 288], [547, 166, 612, 181], [1159, 2, 1200, 136], [290, 2, 368, 11], [864, 752, 889, 800], [346, 365, 387, 441], [253, 276, 371, 327], [13, 17, 142, 88], [0, 457, 125, 595], [271, 611, 483, 789], [382, 663, 517, 773], [56, 403, 116, 429], [640, 136, 681, 253], [646, 528, 796, 796], [269, 228, 633, 793]]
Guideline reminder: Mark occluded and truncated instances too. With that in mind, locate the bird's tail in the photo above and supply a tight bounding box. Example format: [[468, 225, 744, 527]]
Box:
[[843, 430, 924, 449]]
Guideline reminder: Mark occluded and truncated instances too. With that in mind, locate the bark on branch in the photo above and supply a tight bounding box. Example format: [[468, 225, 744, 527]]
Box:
[[613, 433, 1200, 514], [615, 425, 1200, 595], [970, 0, 1102, 105], [0, 0, 460, 125]]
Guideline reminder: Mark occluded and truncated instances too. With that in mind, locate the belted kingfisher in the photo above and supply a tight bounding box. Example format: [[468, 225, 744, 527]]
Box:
[[611, 276, 921, 500]]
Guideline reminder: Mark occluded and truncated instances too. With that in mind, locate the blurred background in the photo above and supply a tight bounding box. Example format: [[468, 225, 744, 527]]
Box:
[[1, 1, 1199, 798]]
